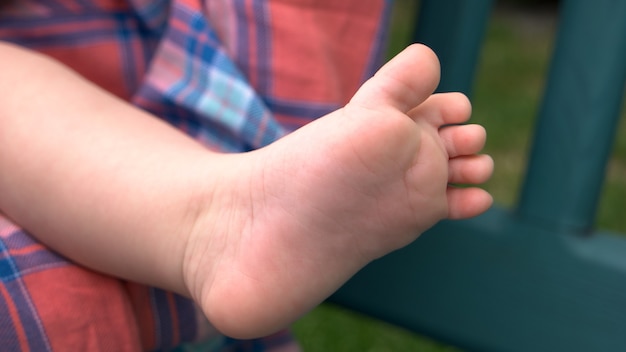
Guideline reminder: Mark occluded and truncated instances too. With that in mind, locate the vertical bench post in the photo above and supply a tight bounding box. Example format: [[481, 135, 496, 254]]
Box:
[[518, 0, 626, 233], [412, 0, 494, 95]]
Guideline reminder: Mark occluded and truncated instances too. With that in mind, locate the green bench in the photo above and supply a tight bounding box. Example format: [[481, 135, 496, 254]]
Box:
[[329, 0, 626, 351]]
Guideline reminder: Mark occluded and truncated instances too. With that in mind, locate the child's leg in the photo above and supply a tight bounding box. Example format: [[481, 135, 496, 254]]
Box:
[[0, 42, 491, 341], [183, 44, 493, 338]]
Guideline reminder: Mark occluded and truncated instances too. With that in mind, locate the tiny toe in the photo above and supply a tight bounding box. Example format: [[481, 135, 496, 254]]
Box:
[[407, 92, 471, 127], [446, 187, 493, 219], [440, 124, 487, 158], [448, 154, 494, 184]]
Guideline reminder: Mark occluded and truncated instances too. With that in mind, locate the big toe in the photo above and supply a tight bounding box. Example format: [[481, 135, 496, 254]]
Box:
[[349, 44, 441, 114]]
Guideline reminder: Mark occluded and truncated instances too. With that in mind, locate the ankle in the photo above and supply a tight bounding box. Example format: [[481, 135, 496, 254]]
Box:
[[180, 152, 255, 304]]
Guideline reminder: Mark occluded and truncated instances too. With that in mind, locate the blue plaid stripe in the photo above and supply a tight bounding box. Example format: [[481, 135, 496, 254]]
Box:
[[0, 4, 157, 100], [150, 288, 173, 348], [130, 0, 169, 33], [362, 0, 394, 83], [135, 1, 286, 152], [1, 230, 67, 283], [1, 279, 52, 351], [1, 232, 54, 351]]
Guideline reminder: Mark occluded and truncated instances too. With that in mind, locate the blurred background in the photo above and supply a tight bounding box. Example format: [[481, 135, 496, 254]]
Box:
[[292, 0, 626, 350]]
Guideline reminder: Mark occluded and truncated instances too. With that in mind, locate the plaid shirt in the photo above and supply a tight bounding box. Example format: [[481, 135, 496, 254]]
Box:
[[0, 0, 390, 350]]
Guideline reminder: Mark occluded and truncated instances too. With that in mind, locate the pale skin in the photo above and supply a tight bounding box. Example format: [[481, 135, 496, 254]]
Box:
[[0, 43, 493, 339]]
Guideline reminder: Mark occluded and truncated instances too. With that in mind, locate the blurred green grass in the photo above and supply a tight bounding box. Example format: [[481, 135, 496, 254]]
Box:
[[293, 1, 626, 351]]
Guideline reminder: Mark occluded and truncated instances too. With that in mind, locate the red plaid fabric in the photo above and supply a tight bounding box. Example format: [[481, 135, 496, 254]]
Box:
[[0, 0, 390, 350]]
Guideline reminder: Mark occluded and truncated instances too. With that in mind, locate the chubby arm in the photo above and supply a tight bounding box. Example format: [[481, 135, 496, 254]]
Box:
[[0, 42, 213, 295]]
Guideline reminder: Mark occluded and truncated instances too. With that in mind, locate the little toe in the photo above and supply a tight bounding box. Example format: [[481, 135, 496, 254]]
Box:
[[446, 187, 493, 219]]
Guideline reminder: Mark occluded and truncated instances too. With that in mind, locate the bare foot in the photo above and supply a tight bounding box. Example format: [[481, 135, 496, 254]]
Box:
[[182, 44, 493, 338]]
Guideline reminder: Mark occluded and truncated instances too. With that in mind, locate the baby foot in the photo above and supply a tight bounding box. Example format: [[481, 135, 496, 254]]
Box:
[[182, 44, 493, 338]]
